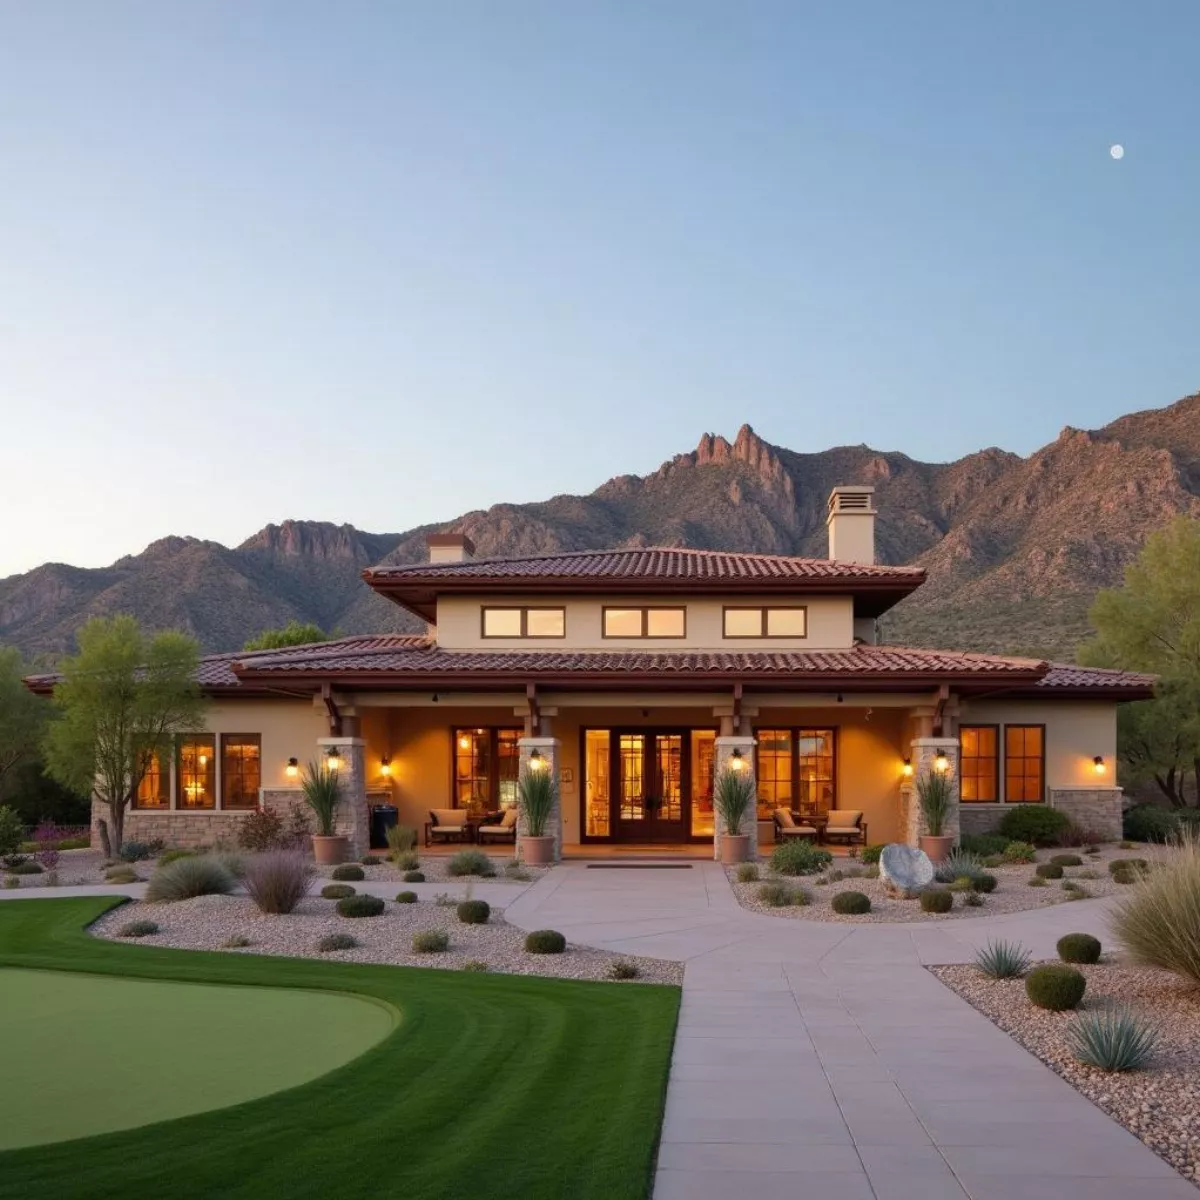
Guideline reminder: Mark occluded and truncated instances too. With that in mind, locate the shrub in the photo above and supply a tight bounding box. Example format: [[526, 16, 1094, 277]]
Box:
[[1078, 868, 1101, 880], [504, 860, 532, 881], [770, 840, 832, 877], [118, 919, 159, 938], [982, 854, 1006, 868], [1111, 865, 1138, 885], [1035, 863, 1064, 880], [1002, 841, 1037, 864], [412, 929, 450, 954], [243, 850, 313, 915], [321, 884, 355, 900], [947, 877, 973, 893], [757, 881, 799, 907], [1123, 805, 1179, 844], [1119, 840, 1136, 849], [860, 844, 885, 865], [214, 852, 247, 880], [158, 849, 196, 866], [1067, 1006, 1158, 1071], [609, 960, 640, 980], [145, 856, 234, 902], [1057, 933, 1102, 964], [1108, 857, 1149, 875], [331, 864, 364, 881], [318, 933, 357, 952], [831, 891, 871, 915], [447, 849, 496, 878], [524, 929, 567, 954], [461, 960, 489, 972], [998, 807, 1070, 847], [920, 889, 953, 913], [396, 853, 420, 872], [0, 806, 23, 859], [386, 823, 418, 859], [105, 866, 138, 884], [336, 894, 385, 918], [736, 863, 760, 883], [32, 822, 61, 870], [975, 939, 1032, 979], [403, 871, 426, 883], [1026, 963, 1086, 1010], [6, 861, 42, 875], [1028, 876, 1048, 888], [395, 891, 418, 904], [1050, 854, 1083, 868], [237, 809, 285, 852], [1063, 881, 1089, 898], [118, 840, 156, 862], [221, 935, 253, 949], [963, 891, 984, 907], [959, 833, 1009, 857], [457, 899, 491, 924], [361, 854, 379, 866], [935, 849, 984, 884], [971, 873, 998, 894]]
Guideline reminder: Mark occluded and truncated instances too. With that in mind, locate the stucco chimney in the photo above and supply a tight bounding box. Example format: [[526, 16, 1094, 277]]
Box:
[[826, 487, 876, 565], [426, 533, 476, 564]]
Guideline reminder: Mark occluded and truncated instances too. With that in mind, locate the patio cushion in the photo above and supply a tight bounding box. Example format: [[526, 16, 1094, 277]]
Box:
[[500, 808, 519, 828], [779, 825, 818, 837], [774, 808, 796, 828], [429, 809, 465, 830], [826, 809, 863, 829]]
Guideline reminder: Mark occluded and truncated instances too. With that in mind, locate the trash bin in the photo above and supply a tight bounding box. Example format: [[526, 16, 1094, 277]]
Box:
[[370, 804, 398, 850]]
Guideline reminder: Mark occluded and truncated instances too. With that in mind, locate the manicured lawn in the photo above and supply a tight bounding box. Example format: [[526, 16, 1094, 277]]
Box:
[[0, 898, 680, 1200]]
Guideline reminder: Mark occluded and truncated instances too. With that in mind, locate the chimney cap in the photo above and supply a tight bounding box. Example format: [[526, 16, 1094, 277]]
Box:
[[426, 532, 476, 556], [827, 486, 876, 514]]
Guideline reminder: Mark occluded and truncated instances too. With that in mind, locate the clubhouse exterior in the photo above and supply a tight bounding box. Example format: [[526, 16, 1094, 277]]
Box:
[[32, 488, 1153, 860]]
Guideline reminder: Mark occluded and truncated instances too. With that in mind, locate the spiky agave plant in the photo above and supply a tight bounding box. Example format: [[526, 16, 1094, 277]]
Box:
[[1067, 1006, 1158, 1072], [935, 848, 985, 884], [974, 938, 1033, 980]]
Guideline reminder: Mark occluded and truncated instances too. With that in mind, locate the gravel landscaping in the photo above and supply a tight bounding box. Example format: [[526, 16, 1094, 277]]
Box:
[[90, 893, 682, 985], [934, 958, 1200, 1188]]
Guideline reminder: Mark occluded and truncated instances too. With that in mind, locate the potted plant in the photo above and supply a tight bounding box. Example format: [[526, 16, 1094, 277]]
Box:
[[301, 760, 347, 866], [518, 766, 557, 865], [916, 769, 954, 863], [714, 768, 755, 864]]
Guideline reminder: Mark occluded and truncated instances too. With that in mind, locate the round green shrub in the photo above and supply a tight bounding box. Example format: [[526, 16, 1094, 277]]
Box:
[[118, 919, 159, 938], [1111, 865, 1138, 885], [525, 929, 567, 954], [963, 891, 985, 907], [757, 881, 800, 907], [105, 866, 138, 884], [1035, 862, 1064, 880], [336, 894, 385, 918], [735, 863, 760, 883], [609, 960, 640, 980], [1057, 933, 1102, 964], [318, 933, 357, 952], [770, 840, 833, 876], [971, 873, 998, 894], [321, 884, 355, 899], [1028, 876, 1048, 888], [457, 899, 491, 924], [860, 844, 884, 865], [145, 856, 235, 903], [157, 848, 196, 866], [1122, 805, 1179, 844], [331, 864, 365, 881], [412, 929, 450, 953], [1050, 854, 1083, 868], [1108, 858, 1148, 875], [831, 891, 871, 915], [920, 889, 953, 913], [403, 871, 426, 883], [446, 849, 497, 877], [997, 806, 1070, 847], [1026, 963, 1086, 1011], [5, 861, 42, 876], [395, 891, 418, 904]]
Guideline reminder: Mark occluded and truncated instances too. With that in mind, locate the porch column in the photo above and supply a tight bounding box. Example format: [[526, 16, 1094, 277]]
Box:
[[318, 736, 369, 859], [713, 735, 757, 862], [903, 737, 960, 848], [517, 737, 562, 863]]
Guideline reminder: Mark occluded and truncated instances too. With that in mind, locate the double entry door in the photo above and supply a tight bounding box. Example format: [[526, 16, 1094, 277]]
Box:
[[615, 730, 687, 842]]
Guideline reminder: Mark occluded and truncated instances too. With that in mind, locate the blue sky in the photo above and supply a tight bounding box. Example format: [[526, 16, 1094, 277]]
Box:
[[2, 1, 1197, 577]]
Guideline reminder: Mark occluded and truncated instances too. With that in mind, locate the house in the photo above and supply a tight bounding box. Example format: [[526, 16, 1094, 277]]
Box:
[[28, 488, 1153, 859]]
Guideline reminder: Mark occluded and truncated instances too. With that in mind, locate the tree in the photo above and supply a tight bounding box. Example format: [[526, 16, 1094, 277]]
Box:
[[44, 616, 207, 852], [0, 646, 48, 789], [243, 621, 329, 651]]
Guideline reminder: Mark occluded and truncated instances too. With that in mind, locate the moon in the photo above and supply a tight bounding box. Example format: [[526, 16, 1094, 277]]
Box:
[[1110, 144, 1125, 160]]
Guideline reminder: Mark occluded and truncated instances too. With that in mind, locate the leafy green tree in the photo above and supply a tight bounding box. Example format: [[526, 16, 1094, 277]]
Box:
[[0, 646, 48, 789], [44, 616, 207, 853], [243, 621, 329, 651]]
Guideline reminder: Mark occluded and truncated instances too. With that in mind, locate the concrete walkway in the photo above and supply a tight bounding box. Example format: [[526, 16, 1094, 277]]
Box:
[[505, 862, 1194, 1200]]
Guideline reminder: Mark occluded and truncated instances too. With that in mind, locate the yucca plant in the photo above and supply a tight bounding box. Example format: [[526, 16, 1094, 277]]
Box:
[[1067, 1006, 1158, 1072], [300, 761, 342, 837], [935, 848, 985, 884], [518, 768, 557, 838], [974, 938, 1033, 979], [916, 770, 952, 837], [386, 823, 417, 860], [714, 769, 755, 838]]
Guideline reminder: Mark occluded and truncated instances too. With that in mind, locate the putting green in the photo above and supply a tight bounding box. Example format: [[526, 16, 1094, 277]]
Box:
[[0, 967, 395, 1149]]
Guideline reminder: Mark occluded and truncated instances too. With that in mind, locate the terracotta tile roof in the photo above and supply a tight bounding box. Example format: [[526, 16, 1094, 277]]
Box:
[[1037, 663, 1157, 691]]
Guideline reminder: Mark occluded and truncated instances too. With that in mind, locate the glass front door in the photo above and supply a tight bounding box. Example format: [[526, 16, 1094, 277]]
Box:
[[614, 731, 688, 842]]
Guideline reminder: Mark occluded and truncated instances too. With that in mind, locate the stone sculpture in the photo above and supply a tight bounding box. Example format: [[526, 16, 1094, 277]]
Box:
[[879, 843, 934, 899]]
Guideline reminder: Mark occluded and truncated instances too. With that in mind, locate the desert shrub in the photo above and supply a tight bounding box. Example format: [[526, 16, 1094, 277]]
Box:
[[963, 891, 984, 907], [1028, 876, 1048, 888], [1057, 933, 1102, 964], [386, 824, 418, 858], [32, 822, 61, 870], [1054, 820, 1089, 848], [524, 929, 567, 954], [395, 891, 418, 904], [831, 890, 870, 915], [1067, 1007, 1158, 1071], [504, 860, 532, 881], [457, 899, 491, 924], [1050, 854, 1083, 867], [736, 863, 760, 883], [237, 809, 285, 852], [318, 933, 357, 952], [998, 807, 1070, 847], [0, 806, 23, 859], [118, 919, 159, 938], [609, 960, 640, 980], [321, 884, 355, 900], [975, 939, 1032, 979], [757, 881, 799, 907], [396, 853, 420, 872], [860, 844, 885, 865], [971, 873, 998, 894], [336, 894, 385, 918], [947, 877, 973, 893], [221, 935, 253, 949], [105, 866, 138, 884], [982, 854, 1006, 868], [826, 869, 846, 883], [1078, 868, 1101, 880], [461, 960, 489, 972], [403, 871, 425, 883], [145, 856, 234, 902], [157, 849, 196, 866], [770, 840, 832, 877], [1002, 841, 1037, 864], [935, 849, 984, 884], [331, 864, 364, 881], [412, 929, 450, 954], [1035, 863, 1064, 880], [959, 833, 1009, 857], [214, 852, 247, 880], [5, 861, 42, 875], [1123, 805, 1179, 844], [1111, 865, 1138, 885], [1109, 857, 1149, 875], [1026, 964, 1086, 1011], [447, 849, 496, 878], [1063, 881, 1090, 898], [243, 850, 313, 915], [360, 854, 379, 866], [118, 840, 156, 862], [920, 889, 953, 913]]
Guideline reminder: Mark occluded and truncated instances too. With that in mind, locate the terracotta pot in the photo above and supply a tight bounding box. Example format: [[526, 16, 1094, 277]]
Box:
[[918, 834, 954, 864], [311, 834, 349, 866], [520, 835, 555, 866], [719, 834, 750, 865]]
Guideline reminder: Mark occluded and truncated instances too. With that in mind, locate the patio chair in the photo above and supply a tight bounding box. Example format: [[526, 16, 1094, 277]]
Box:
[[477, 808, 519, 845], [425, 808, 471, 846], [773, 808, 819, 843], [822, 809, 867, 848]]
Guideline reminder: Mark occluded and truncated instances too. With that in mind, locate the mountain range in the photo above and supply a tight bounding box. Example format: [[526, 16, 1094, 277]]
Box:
[[4, 391, 1199, 664]]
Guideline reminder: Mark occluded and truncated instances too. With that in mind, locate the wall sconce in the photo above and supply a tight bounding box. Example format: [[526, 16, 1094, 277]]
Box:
[[528, 748, 546, 771], [380, 756, 393, 778], [729, 748, 746, 772], [901, 757, 913, 778], [326, 748, 341, 771], [933, 750, 949, 773], [285, 757, 299, 779], [1093, 755, 1107, 776]]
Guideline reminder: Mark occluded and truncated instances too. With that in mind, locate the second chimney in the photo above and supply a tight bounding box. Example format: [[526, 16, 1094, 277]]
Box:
[[426, 533, 476, 564], [826, 487, 876, 565]]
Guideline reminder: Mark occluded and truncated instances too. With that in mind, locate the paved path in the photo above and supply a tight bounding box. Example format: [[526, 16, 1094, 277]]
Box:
[[505, 862, 1194, 1200]]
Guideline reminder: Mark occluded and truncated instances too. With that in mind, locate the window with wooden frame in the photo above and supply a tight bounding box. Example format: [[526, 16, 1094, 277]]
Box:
[[453, 727, 523, 815], [1005, 725, 1045, 803], [722, 606, 808, 639], [176, 735, 216, 810], [221, 735, 261, 810], [959, 725, 999, 803], [480, 607, 565, 638], [753, 728, 836, 819], [134, 751, 168, 810], [601, 606, 686, 638]]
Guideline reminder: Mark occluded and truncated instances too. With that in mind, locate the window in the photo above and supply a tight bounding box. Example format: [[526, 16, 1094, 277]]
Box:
[[176, 735, 215, 810], [481, 607, 565, 638], [754, 728, 835, 819], [135, 752, 168, 809], [453, 728, 522, 815], [723, 607, 808, 639], [1005, 725, 1045, 803], [959, 726, 999, 803], [602, 606, 686, 638], [221, 735, 261, 810]]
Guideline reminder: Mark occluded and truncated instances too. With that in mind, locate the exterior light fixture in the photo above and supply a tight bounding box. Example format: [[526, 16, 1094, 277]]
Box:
[[901, 757, 913, 778], [380, 756, 392, 778], [729, 748, 746, 772], [285, 757, 299, 779], [528, 748, 546, 771], [326, 748, 341, 771], [933, 750, 949, 773], [1093, 755, 1106, 775]]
